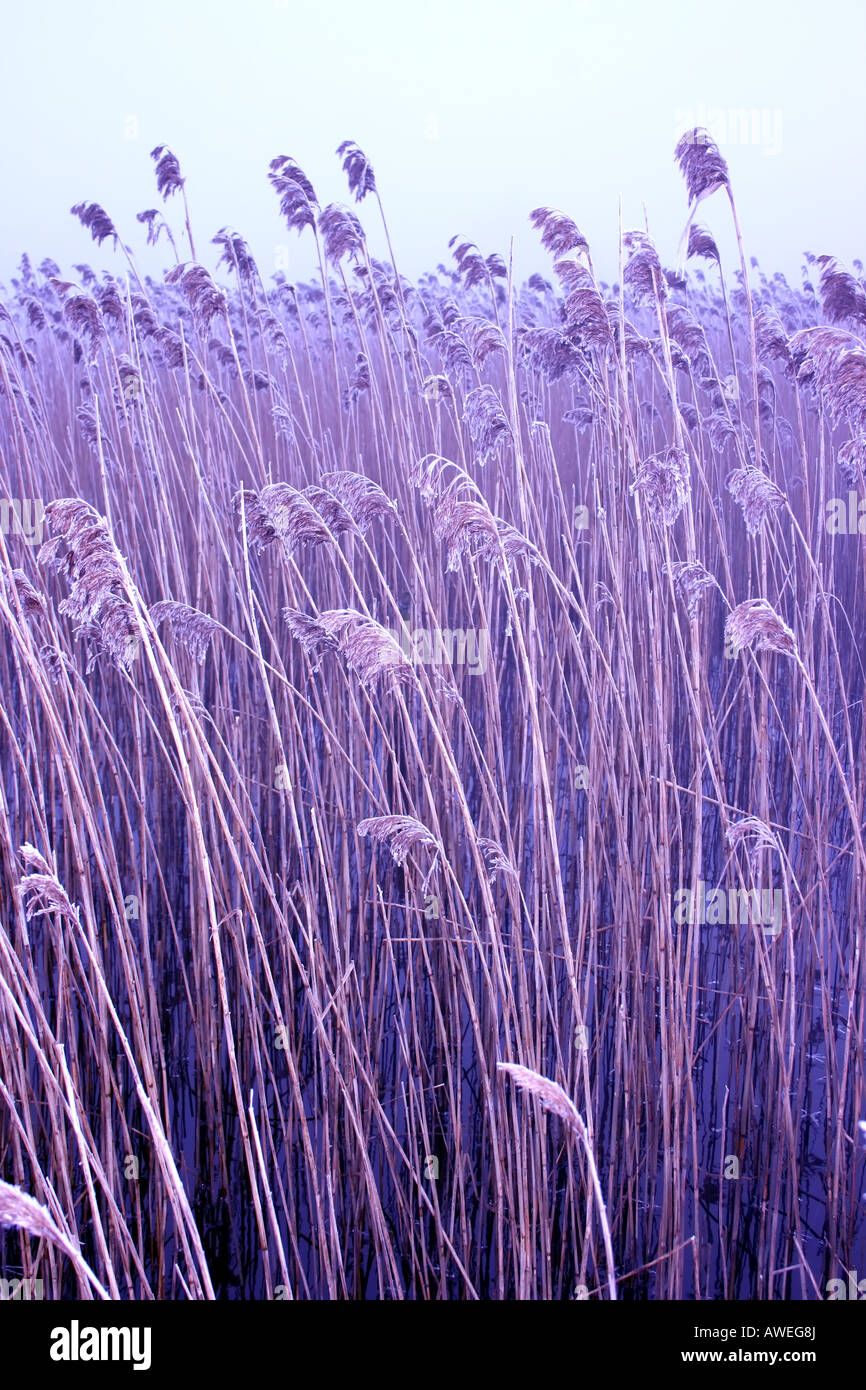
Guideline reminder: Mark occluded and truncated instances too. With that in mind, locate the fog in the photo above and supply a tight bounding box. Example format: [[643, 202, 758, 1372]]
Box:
[[1, 0, 863, 287]]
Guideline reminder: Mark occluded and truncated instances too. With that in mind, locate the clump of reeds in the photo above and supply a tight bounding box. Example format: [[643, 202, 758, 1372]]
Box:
[[0, 130, 863, 1306]]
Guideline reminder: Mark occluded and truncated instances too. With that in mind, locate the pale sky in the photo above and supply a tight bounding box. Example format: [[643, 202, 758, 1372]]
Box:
[[0, 0, 863, 289]]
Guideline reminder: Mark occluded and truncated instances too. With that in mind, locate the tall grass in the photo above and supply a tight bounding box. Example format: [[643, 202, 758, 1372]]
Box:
[[0, 133, 864, 1299]]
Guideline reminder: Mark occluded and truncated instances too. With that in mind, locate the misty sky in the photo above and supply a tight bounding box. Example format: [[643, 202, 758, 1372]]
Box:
[[1, 0, 863, 290]]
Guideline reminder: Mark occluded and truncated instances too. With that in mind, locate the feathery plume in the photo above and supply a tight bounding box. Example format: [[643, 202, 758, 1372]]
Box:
[[410, 454, 483, 507], [816, 255, 866, 328], [150, 601, 218, 664], [727, 465, 786, 536], [755, 307, 794, 373], [152, 326, 185, 369], [726, 815, 780, 877], [319, 471, 397, 532], [17, 843, 80, 925], [498, 1062, 585, 1135], [258, 310, 290, 361], [427, 318, 473, 378], [790, 327, 866, 432], [301, 486, 360, 538], [608, 311, 654, 362], [838, 435, 866, 488], [39, 645, 73, 684], [150, 145, 185, 200], [687, 225, 720, 262], [38, 499, 139, 671], [50, 280, 104, 359], [357, 814, 440, 866], [342, 352, 371, 408], [236, 484, 333, 554], [23, 296, 46, 331], [448, 236, 505, 290], [269, 156, 318, 233], [559, 264, 612, 349], [165, 263, 226, 330], [563, 404, 595, 431], [530, 208, 589, 259], [463, 385, 512, 466], [623, 230, 667, 305], [456, 317, 507, 369], [498, 1062, 618, 1300], [629, 447, 690, 524], [336, 140, 377, 202], [664, 560, 721, 620], [705, 409, 738, 453], [431, 495, 537, 573], [284, 608, 416, 693], [212, 228, 260, 289], [0, 1179, 108, 1299], [674, 129, 730, 204], [70, 202, 118, 249], [420, 374, 453, 403], [136, 208, 174, 250], [318, 205, 365, 264], [9, 568, 45, 618], [667, 304, 712, 375], [725, 599, 798, 659], [477, 837, 518, 884], [520, 327, 584, 381], [96, 279, 123, 325]]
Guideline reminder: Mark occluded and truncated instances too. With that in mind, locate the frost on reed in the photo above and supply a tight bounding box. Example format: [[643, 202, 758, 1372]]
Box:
[[724, 599, 798, 658], [726, 464, 786, 536], [319, 471, 397, 532], [284, 608, 416, 693], [498, 1063, 617, 1300], [9, 568, 44, 618], [686, 225, 720, 263], [357, 815, 440, 866], [319, 205, 365, 264], [630, 446, 690, 525], [49, 280, 104, 359], [150, 145, 186, 199], [664, 560, 721, 620], [165, 263, 226, 329], [623, 231, 667, 305], [431, 496, 537, 573], [674, 128, 730, 204], [237, 484, 334, 554], [38, 499, 140, 671], [16, 843, 81, 926], [150, 601, 218, 665], [0, 1181, 109, 1300], [816, 255, 866, 329], [726, 816, 781, 877], [476, 837, 518, 884], [791, 326, 866, 431], [70, 202, 118, 249], [336, 140, 377, 202], [463, 385, 512, 466], [529, 207, 589, 259]]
